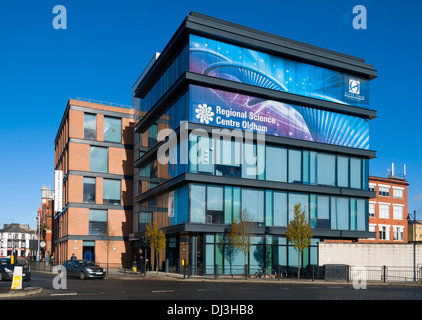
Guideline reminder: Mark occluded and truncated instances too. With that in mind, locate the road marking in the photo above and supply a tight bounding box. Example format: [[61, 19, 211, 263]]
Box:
[[50, 292, 78, 296], [151, 290, 175, 293], [198, 288, 221, 291]]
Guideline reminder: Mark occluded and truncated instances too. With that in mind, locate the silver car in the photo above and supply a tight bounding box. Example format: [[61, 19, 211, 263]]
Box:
[[63, 259, 105, 280]]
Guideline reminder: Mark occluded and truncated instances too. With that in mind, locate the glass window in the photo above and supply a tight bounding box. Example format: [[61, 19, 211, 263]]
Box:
[[242, 142, 257, 179], [83, 177, 96, 203], [147, 123, 158, 147], [288, 149, 302, 183], [393, 188, 404, 199], [266, 145, 287, 182], [303, 151, 310, 184], [379, 187, 390, 197], [357, 199, 366, 231], [190, 184, 206, 223], [265, 190, 273, 227], [369, 202, 375, 217], [362, 159, 369, 190], [197, 136, 214, 175], [233, 187, 241, 222], [317, 153, 336, 186], [90, 146, 108, 173], [207, 186, 223, 211], [138, 212, 152, 230], [224, 187, 233, 224], [331, 197, 349, 230], [241, 188, 264, 225], [89, 209, 107, 235], [273, 191, 287, 227], [215, 138, 241, 178], [350, 198, 357, 231], [104, 117, 122, 143], [84, 114, 96, 140], [206, 185, 224, 224], [317, 195, 330, 228], [103, 179, 121, 205], [350, 158, 362, 189], [288, 193, 308, 223], [393, 205, 403, 220], [310, 194, 317, 228], [379, 203, 390, 219], [175, 186, 189, 225], [337, 156, 349, 188]]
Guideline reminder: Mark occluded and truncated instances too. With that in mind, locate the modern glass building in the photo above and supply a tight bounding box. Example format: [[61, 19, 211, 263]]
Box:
[[131, 12, 377, 275]]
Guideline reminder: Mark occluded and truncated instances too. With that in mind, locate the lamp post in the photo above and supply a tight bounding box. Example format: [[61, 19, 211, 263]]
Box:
[[408, 210, 417, 281], [28, 212, 40, 262], [413, 210, 416, 282]]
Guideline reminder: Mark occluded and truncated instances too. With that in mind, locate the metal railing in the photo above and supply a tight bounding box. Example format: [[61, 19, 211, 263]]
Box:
[[349, 265, 422, 283], [73, 97, 132, 109]]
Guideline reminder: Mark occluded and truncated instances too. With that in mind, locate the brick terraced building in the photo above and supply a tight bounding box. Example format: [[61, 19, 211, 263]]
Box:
[[53, 98, 135, 267]]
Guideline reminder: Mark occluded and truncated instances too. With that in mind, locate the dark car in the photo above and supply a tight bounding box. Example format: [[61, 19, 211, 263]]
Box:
[[63, 259, 105, 280], [0, 258, 30, 281]]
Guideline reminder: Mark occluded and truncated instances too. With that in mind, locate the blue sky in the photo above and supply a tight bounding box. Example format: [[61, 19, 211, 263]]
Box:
[[0, 0, 421, 228]]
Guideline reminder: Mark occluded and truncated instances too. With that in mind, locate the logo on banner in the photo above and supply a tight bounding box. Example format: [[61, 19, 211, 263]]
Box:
[[195, 103, 214, 124], [349, 79, 361, 94]]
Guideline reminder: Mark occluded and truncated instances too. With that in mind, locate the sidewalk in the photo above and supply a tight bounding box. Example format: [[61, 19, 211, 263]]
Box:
[[105, 268, 422, 286], [0, 286, 43, 298]]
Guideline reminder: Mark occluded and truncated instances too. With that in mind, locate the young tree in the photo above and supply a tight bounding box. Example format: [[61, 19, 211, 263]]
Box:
[[145, 223, 166, 274], [100, 224, 115, 275], [285, 203, 313, 279], [227, 210, 253, 279]]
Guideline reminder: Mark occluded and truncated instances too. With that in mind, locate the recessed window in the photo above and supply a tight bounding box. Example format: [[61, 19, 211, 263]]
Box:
[[103, 179, 121, 205], [393, 205, 403, 220], [379, 187, 390, 197], [317, 153, 336, 186], [89, 209, 107, 236], [379, 204, 390, 219], [84, 114, 97, 140], [83, 177, 96, 203], [104, 116, 122, 143], [369, 203, 375, 218], [393, 188, 404, 199], [90, 146, 108, 173]]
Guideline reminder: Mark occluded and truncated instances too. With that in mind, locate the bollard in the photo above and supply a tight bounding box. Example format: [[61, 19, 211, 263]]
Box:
[[311, 265, 314, 282], [214, 264, 218, 279], [382, 265, 387, 283]]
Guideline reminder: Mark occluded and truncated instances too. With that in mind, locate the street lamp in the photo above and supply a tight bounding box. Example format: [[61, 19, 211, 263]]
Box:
[[28, 212, 40, 262]]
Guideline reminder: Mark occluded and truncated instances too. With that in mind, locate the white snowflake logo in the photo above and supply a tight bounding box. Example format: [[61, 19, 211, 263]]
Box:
[[195, 103, 214, 124]]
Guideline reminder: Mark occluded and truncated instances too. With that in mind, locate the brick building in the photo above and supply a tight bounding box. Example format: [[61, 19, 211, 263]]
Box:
[[53, 98, 135, 267], [360, 173, 409, 243], [37, 186, 54, 260]]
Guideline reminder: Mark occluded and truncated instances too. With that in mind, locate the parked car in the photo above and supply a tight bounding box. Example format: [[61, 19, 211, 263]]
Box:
[[62, 259, 105, 280], [0, 258, 30, 281]]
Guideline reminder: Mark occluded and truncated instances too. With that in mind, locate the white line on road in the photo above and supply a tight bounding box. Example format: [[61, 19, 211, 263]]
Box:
[[151, 290, 175, 293], [197, 288, 221, 291], [50, 292, 78, 296]]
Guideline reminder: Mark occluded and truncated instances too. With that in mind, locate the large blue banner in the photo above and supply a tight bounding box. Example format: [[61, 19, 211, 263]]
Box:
[[189, 35, 369, 108], [189, 85, 370, 150]]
